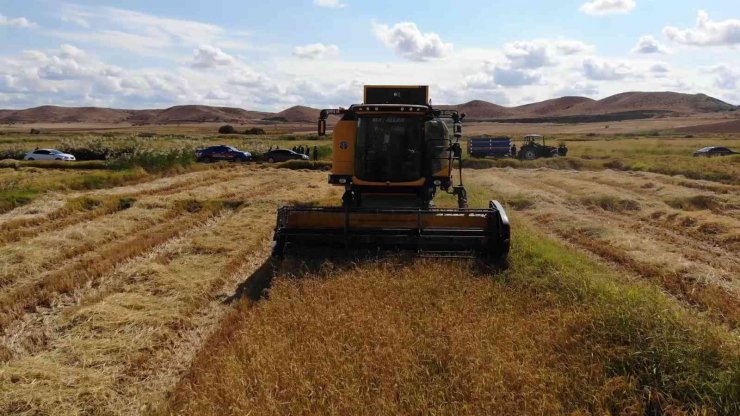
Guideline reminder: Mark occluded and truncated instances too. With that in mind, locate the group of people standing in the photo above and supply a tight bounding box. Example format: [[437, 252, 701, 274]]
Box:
[[266, 144, 319, 160], [293, 144, 319, 161]]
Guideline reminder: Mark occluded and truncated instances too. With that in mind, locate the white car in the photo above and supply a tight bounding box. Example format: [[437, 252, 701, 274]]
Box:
[[24, 149, 76, 161]]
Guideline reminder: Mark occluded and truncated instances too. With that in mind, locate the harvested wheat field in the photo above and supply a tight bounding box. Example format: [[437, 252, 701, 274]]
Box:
[[0, 165, 341, 414], [0, 163, 739, 415]]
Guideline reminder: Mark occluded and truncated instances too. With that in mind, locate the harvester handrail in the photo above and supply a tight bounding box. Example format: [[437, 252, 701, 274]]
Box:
[[277, 206, 496, 215]]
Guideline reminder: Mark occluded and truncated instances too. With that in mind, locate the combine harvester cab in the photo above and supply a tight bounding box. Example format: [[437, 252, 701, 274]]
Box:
[[272, 86, 510, 265]]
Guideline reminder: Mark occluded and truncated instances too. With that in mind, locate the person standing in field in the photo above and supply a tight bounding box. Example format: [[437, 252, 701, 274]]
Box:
[[511, 143, 517, 158], [313, 146, 318, 161]]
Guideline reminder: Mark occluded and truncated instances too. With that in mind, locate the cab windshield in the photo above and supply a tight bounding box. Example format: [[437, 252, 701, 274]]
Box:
[[355, 116, 424, 182]]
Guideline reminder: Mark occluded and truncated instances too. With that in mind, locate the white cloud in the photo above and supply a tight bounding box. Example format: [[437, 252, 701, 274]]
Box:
[[709, 65, 739, 90], [59, 44, 86, 59], [504, 42, 551, 69], [649, 63, 671, 78], [582, 58, 633, 80], [555, 82, 599, 97], [293, 43, 340, 60], [554, 40, 594, 55], [650, 63, 671, 73], [579, 0, 636, 16], [21, 50, 48, 62], [284, 79, 362, 108], [0, 43, 294, 110], [493, 67, 541, 86], [228, 68, 263, 87], [664, 11, 740, 46], [189, 46, 236, 69], [503, 39, 592, 69], [373, 21, 453, 61], [54, 5, 227, 56], [61, 14, 90, 28], [0, 13, 36, 28], [313, 0, 346, 8], [632, 36, 669, 54]]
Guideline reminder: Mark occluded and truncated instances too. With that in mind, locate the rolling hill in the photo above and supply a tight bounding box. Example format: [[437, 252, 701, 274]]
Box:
[[458, 92, 736, 120], [511, 96, 595, 117], [438, 100, 513, 119], [271, 106, 322, 123], [147, 105, 270, 123], [0, 92, 736, 125], [0, 105, 271, 124]]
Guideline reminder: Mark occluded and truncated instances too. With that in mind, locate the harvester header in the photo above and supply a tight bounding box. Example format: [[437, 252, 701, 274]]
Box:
[[273, 85, 510, 264]]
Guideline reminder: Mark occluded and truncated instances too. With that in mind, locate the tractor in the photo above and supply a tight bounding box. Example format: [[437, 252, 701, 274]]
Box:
[[517, 134, 565, 160]]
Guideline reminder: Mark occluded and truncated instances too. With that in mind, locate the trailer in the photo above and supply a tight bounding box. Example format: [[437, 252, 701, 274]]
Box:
[[467, 136, 513, 158]]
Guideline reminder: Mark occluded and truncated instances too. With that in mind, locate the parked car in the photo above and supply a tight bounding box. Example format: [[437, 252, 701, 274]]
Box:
[[195, 145, 251, 162], [263, 149, 309, 163], [24, 149, 76, 161], [693, 146, 738, 157]]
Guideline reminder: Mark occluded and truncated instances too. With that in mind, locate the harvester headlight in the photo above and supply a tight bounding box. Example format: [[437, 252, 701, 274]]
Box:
[[338, 178, 347, 184], [433, 179, 441, 186]]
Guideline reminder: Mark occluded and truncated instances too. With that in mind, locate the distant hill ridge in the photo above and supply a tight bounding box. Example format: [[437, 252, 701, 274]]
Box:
[[0, 92, 735, 124]]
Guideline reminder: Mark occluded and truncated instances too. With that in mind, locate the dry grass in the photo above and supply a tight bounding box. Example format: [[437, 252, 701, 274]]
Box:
[[466, 168, 740, 328], [0, 128, 738, 414], [0, 200, 223, 329], [163, 224, 740, 415], [0, 167, 340, 415], [578, 195, 641, 212]]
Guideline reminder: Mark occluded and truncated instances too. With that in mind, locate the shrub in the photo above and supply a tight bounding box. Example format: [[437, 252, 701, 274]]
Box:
[[218, 125, 236, 134], [29, 128, 41, 135], [108, 147, 195, 172], [117, 197, 136, 210], [245, 127, 266, 135], [0, 148, 26, 160], [58, 137, 116, 160], [58, 147, 109, 161]]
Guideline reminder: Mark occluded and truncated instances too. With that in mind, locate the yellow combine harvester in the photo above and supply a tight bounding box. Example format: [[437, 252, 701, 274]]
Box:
[[272, 85, 510, 264]]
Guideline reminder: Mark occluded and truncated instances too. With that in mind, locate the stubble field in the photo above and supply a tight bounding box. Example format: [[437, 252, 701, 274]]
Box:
[[0, 125, 738, 415]]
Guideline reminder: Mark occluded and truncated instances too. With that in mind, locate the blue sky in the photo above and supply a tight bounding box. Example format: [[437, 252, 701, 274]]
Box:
[[0, 0, 738, 110]]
